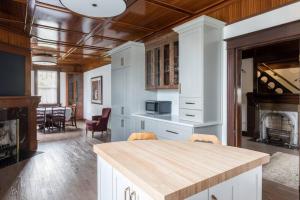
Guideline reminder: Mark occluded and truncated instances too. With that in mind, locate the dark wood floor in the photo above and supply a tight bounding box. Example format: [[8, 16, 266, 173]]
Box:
[[0, 132, 299, 200], [0, 127, 105, 200]]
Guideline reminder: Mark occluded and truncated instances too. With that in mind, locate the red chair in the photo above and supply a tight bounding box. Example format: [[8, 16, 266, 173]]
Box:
[[85, 108, 111, 138]]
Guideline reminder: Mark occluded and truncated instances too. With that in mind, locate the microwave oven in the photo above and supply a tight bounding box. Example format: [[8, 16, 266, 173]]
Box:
[[145, 101, 172, 114]]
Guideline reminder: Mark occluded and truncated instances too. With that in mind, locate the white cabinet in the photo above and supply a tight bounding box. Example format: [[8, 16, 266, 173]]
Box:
[[110, 42, 156, 141], [208, 179, 233, 200], [173, 16, 225, 124], [98, 156, 262, 200]]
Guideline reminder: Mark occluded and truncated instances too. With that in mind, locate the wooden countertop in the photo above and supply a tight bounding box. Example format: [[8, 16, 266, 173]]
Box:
[[94, 140, 270, 200]]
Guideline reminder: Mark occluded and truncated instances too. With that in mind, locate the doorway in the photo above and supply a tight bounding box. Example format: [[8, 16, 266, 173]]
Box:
[[227, 21, 300, 200]]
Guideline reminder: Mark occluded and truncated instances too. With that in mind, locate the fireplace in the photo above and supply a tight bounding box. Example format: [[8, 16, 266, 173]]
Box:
[[0, 96, 40, 167], [0, 107, 28, 166], [260, 110, 298, 148]]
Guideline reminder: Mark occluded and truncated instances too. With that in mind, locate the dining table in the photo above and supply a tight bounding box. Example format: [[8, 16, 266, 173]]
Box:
[[37, 107, 72, 121]]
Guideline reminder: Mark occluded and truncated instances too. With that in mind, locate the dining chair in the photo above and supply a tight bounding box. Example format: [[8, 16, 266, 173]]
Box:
[[86, 108, 111, 138], [127, 132, 158, 141], [52, 107, 66, 132], [36, 107, 46, 133], [70, 104, 77, 128], [190, 134, 221, 144]]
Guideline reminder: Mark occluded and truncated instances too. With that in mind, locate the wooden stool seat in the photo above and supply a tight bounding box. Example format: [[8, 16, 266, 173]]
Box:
[[128, 132, 158, 141], [190, 134, 221, 144]]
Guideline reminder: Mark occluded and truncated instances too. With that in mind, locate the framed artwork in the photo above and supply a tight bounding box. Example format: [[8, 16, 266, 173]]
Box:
[[91, 76, 103, 104]]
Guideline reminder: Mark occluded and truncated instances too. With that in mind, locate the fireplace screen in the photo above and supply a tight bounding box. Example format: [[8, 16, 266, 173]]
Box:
[[0, 119, 19, 162]]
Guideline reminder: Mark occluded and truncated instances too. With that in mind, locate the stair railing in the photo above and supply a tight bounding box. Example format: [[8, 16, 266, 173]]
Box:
[[260, 63, 300, 92]]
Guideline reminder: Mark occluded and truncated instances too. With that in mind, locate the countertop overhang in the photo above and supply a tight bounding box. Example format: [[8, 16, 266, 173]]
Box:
[[94, 140, 270, 200]]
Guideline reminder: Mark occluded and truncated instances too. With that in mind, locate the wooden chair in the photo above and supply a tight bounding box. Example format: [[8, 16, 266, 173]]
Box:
[[36, 107, 46, 133], [86, 108, 111, 137], [66, 104, 78, 128], [52, 107, 66, 132], [128, 132, 158, 141], [190, 134, 221, 144]]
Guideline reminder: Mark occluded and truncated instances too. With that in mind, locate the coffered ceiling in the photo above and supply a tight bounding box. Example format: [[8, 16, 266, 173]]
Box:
[[0, 0, 297, 71]]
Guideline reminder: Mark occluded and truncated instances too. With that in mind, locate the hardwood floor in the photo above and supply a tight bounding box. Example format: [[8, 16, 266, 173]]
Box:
[[0, 127, 104, 200], [1, 132, 299, 200], [243, 136, 299, 200]]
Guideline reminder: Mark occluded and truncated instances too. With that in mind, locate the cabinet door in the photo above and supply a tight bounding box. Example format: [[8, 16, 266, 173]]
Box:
[[98, 156, 113, 200], [113, 170, 132, 200], [112, 68, 125, 116], [209, 179, 233, 200], [145, 50, 155, 90], [185, 189, 208, 200], [110, 115, 125, 141], [233, 167, 262, 200]]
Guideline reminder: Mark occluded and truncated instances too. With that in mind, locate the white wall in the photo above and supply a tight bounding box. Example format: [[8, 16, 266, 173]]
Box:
[[241, 59, 254, 132], [156, 90, 179, 116], [83, 64, 111, 120]]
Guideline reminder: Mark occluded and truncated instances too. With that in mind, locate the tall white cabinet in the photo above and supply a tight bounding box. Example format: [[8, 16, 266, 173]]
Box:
[[109, 42, 155, 141], [173, 16, 225, 124]]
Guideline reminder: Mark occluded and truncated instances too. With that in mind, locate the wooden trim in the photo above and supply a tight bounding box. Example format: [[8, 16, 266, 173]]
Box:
[[226, 20, 300, 147]]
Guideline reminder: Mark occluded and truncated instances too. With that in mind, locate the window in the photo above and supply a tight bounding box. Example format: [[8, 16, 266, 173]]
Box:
[[36, 70, 59, 104]]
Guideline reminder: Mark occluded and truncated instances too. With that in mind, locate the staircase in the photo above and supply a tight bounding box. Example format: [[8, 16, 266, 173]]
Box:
[[257, 63, 300, 94]]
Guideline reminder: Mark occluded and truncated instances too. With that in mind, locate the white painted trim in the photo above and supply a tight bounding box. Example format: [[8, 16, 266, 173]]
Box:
[[224, 1, 300, 39], [173, 15, 225, 34], [108, 41, 144, 55]]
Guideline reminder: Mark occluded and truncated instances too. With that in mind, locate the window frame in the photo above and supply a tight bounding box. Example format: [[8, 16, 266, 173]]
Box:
[[34, 68, 60, 106]]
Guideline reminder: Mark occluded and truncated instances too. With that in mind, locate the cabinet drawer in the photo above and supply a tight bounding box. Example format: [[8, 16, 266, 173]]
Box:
[[180, 109, 203, 123], [180, 97, 203, 110], [157, 122, 193, 140]]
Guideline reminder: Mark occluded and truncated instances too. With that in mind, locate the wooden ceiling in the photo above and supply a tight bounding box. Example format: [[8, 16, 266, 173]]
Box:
[[0, 0, 297, 71]]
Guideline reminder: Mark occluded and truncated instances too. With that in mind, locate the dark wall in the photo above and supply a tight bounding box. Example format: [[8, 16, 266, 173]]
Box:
[[0, 51, 25, 96]]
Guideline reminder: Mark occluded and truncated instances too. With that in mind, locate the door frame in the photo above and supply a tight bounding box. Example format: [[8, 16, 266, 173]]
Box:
[[226, 20, 300, 147]]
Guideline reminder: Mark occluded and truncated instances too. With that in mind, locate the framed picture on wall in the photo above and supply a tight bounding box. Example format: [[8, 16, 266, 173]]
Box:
[[91, 76, 103, 104]]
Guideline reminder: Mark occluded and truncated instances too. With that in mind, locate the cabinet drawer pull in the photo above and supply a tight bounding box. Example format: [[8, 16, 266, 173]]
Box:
[[124, 187, 130, 200], [121, 119, 124, 127], [185, 102, 195, 105], [130, 191, 136, 200], [166, 130, 179, 135], [185, 114, 195, 117], [121, 107, 124, 115], [141, 120, 145, 130], [211, 194, 217, 200]]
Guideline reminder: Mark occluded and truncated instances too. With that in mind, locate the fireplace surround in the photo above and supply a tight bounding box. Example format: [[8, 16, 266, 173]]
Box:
[[0, 96, 40, 158]]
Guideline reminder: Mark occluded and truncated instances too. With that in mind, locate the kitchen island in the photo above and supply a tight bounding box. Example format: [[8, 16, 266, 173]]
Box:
[[94, 140, 270, 200]]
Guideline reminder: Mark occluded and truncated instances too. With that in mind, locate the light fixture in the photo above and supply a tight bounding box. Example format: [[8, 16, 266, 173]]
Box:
[[32, 54, 57, 66], [59, 0, 127, 18]]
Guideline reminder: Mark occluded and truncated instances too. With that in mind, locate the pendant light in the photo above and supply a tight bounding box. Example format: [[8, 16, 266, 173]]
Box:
[[59, 0, 127, 18]]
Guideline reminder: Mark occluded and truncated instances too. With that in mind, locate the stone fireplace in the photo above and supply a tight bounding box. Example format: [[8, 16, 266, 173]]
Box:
[[260, 110, 298, 148]]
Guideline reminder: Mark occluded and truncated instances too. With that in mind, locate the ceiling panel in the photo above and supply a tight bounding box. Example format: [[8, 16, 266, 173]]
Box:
[[34, 5, 103, 33], [153, 0, 226, 13], [84, 36, 124, 49], [96, 22, 151, 41], [31, 25, 86, 44], [114, 0, 188, 30]]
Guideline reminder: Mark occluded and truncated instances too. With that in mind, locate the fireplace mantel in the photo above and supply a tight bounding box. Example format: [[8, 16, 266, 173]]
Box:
[[0, 96, 40, 151]]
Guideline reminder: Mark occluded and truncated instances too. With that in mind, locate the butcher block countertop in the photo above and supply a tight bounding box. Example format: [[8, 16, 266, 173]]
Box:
[[94, 140, 270, 200]]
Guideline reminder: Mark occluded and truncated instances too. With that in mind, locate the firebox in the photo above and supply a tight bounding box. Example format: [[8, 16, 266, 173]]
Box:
[[0, 107, 28, 167], [260, 110, 298, 148]]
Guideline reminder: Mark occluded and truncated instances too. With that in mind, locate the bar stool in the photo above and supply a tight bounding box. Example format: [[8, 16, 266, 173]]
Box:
[[128, 132, 158, 141], [190, 134, 221, 144]]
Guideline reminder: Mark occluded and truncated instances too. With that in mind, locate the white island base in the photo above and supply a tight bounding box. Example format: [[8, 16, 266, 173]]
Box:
[[94, 141, 269, 200], [98, 156, 262, 200]]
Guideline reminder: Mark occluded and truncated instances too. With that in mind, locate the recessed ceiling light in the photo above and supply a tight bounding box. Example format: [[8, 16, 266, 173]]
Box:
[[59, 0, 127, 18]]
